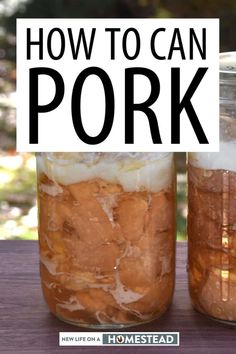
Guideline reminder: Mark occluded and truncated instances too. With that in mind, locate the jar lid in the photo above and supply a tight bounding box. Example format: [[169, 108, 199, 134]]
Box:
[[220, 52, 236, 74]]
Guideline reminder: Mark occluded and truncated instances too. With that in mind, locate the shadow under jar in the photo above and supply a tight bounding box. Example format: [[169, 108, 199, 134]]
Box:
[[188, 52, 236, 324], [36, 152, 176, 328]]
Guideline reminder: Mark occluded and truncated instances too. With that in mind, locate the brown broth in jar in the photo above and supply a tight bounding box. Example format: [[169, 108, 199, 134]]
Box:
[[188, 154, 236, 322]]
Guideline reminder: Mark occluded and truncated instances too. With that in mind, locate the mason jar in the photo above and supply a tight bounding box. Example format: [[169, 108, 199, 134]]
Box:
[[188, 52, 236, 323], [36, 152, 176, 328]]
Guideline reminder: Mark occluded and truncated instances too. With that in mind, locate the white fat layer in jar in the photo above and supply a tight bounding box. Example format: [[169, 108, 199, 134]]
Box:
[[37, 152, 173, 192], [189, 142, 236, 172]]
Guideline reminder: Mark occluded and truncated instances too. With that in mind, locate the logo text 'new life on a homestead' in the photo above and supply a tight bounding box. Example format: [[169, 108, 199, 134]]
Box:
[[17, 18, 219, 152], [59, 332, 180, 346]]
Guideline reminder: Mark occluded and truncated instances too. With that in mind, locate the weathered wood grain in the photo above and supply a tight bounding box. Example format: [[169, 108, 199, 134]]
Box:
[[0, 241, 235, 354]]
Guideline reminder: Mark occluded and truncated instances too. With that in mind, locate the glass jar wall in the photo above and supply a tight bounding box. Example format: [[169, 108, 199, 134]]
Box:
[[37, 152, 176, 328], [188, 52, 236, 323]]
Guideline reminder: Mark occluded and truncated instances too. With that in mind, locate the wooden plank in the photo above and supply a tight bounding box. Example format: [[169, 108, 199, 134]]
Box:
[[0, 241, 235, 353]]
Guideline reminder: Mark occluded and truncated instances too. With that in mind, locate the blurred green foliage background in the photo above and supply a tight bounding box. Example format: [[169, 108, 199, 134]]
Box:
[[0, 0, 235, 240]]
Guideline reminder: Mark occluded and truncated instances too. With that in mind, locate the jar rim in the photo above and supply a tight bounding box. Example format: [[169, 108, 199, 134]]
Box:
[[220, 52, 236, 74]]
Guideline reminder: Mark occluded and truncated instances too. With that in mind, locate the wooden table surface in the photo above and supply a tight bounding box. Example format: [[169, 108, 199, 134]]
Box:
[[0, 241, 235, 354]]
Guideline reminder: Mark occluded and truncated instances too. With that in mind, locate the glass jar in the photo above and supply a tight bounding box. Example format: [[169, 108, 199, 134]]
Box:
[[188, 52, 236, 323], [36, 152, 176, 328]]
